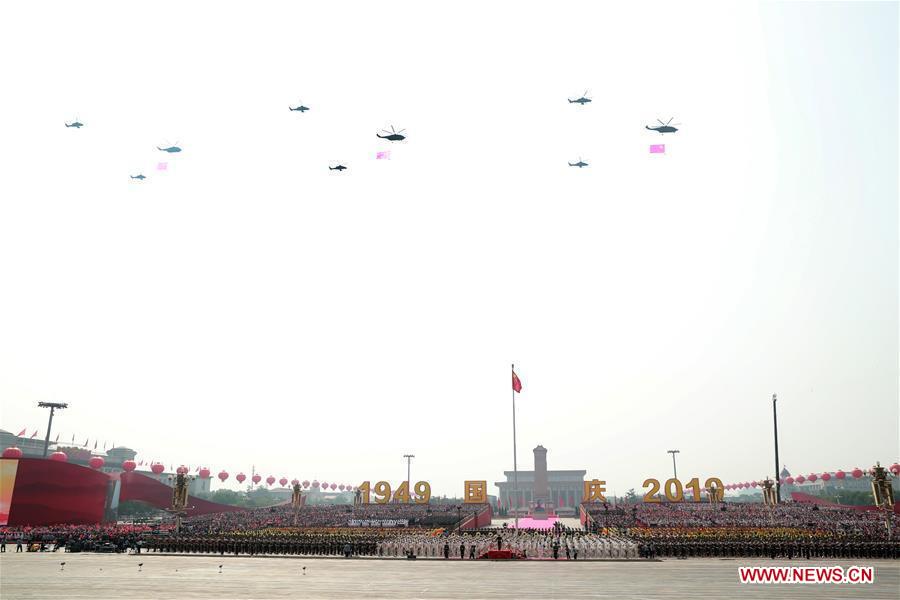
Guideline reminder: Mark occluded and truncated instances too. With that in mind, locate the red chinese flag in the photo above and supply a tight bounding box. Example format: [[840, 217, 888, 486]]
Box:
[[17, 428, 26, 436], [30, 430, 38, 439], [512, 370, 523, 393]]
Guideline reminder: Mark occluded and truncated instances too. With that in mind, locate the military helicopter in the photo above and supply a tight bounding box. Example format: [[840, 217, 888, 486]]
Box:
[[328, 163, 347, 172], [568, 157, 589, 168], [65, 120, 83, 128], [157, 144, 182, 153], [646, 118, 679, 134], [289, 103, 309, 112], [568, 91, 591, 105], [130, 174, 146, 180], [376, 125, 406, 142]]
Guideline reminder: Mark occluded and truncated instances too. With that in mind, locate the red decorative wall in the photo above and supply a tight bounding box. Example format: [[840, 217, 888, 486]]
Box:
[[460, 504, 493, 529], [119, 472, 244, 516], [3, 457, 109, 526]]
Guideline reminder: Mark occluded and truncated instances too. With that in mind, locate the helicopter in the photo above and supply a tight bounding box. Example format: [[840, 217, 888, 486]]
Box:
[[376, 125, 406, 142], [289, 104, 309, 112], [65, 121, 83, 128], [157, 145, 182, 153], [329, 163, 347, 172], [568, 157, 589, 168], [568, 91, 591, 105], [646, 118, 679, 134], [130, 174, 146, 180]]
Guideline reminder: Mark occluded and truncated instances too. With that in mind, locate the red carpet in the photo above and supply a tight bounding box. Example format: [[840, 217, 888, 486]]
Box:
[[478, 549, 525, 560]]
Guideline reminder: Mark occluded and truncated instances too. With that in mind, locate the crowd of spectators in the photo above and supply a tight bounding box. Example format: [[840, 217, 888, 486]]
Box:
[[0, 523, 167, 553], [4, 500, 897, 559], [584, 501, 900, 541], [178, 502, 486, 534]]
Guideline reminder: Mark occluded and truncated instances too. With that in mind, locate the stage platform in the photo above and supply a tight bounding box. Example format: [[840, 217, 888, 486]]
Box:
[[492, 516, 582, 529]]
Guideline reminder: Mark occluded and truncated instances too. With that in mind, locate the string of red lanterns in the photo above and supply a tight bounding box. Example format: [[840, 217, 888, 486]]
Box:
[[723, 464, 899, 491], [0, 446, 362, 492]]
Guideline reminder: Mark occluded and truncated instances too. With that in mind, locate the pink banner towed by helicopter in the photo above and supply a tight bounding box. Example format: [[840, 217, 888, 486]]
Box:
[[649, 144, 665, 154]]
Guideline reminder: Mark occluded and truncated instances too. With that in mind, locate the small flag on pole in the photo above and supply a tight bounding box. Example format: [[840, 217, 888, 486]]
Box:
[[17, 428, 26, 436], [30, 430, 38, 439], [93, 441, 98, 450], [71, 434, 75, 443], [83, 438, 89, 446], [512, 369, 523, 393], [55, 433, 59, 442], [649, 144, 665, 154]]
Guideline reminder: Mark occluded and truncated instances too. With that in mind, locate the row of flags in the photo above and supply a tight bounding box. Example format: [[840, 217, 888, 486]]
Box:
[[14, 429, 114, 450]]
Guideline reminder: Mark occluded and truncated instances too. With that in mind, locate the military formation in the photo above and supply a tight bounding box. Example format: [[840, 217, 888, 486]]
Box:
[[637, 539, 900, 560], [142, 533, 382, 557]]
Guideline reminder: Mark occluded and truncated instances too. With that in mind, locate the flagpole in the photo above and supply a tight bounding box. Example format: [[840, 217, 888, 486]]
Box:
[[512, 363, 519, 529]]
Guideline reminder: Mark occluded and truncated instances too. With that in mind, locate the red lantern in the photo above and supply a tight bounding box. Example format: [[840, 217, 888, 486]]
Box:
[[176, 465, 188, 475], [321, 481, 328, 489], [151, 462, 165, 474], [218, 470, 228, 482], [302, 480, 310, 488], [266, 475, 275, 486], [835, 470, 846, 480], [122, 459, 136, 472], [785, 477, 794, 485], [312, 480, 320, 488], [821, 473, 831, 481], [50, 451, 68, 462], [2, 447, 23, 459], [236, 473, 246, 483], [330, 483, 337, 490], [795, 475, 805, 484], [291, 479, 299, 486], [252, 474, 262, 484], [88, 456, 105, 469], [890, 463, 900, 476], [279, 477, 288, 487], [750, 481, 758, 488], [199, 467, 211, 479], [339, 484, 345, 491], [807, 473, 817, 482], [851, 468, 863, 479]]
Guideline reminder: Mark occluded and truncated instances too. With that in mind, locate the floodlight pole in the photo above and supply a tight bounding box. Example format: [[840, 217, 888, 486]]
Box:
[[667, 450, 680, 480], [403, 454, 415, 503], [38, 402, 68, 457], [773, 394, 781, 503]]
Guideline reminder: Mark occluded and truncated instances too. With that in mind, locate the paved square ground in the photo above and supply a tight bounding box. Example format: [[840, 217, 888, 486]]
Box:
[[0, 553, 897, 599]]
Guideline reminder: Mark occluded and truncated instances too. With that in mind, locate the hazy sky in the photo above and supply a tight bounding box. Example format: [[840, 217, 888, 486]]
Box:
[[0, 1, 896, 497]]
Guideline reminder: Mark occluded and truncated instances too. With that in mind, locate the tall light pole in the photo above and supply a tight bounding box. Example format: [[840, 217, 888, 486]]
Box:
[[667, 449, 680, 480], [772, 393, 781, 503], [403, 454, 415, 503], [37, 402, 68, 457]]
